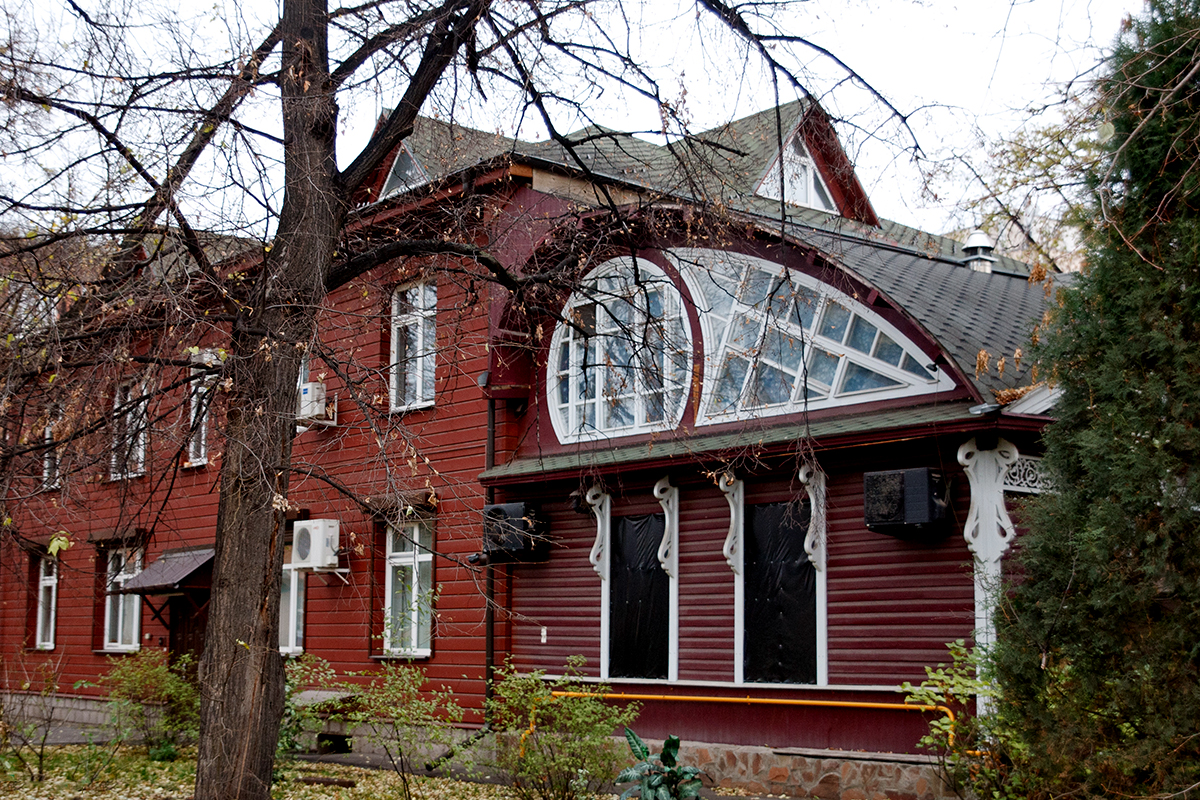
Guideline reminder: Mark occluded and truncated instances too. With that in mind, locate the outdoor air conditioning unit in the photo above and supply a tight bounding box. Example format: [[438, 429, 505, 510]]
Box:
[[863, 468, 948, 540], [297, 381, 331, 423], [483, 503, 549, 563], [292, 519, 340, 569]]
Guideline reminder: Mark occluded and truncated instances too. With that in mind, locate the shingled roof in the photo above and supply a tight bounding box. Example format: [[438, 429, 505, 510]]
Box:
[[382, 106, 1053, 403]]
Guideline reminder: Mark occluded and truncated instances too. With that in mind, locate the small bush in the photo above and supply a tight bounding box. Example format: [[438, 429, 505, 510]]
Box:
[[344, 662, 464, 800], [903, 640, 1041, 800], [278, 654, 339, 757], [488, 656, 639, 800], [100, 649, 199, 759]]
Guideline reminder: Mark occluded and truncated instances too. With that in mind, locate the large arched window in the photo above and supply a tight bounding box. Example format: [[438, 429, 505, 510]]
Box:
[[549, 258, 692, 442], [671, 248, 954, 423]]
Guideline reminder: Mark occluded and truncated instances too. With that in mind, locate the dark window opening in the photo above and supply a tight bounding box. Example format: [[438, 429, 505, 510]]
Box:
[[609, 513, 668, 679], [744, 501, 816, 683]]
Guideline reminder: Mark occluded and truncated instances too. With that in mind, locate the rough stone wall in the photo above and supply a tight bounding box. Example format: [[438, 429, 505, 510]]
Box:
[[680, 741, 953, 800]]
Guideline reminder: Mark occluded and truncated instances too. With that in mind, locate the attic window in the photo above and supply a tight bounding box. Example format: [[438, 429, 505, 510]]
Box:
[[756, 136, 835, 212], [671, 248, 955, 424], [381, 146, 429, 198]]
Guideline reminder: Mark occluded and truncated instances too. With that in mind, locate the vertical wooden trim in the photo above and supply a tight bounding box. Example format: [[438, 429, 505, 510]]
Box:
[[585, 486, 611, 680], [654, 477, 679, 682], [719, 474, 745, 684]]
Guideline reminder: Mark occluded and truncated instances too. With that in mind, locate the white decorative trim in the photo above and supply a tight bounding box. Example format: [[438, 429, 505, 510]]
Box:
[[799, 463, 829, 686], [957, 437, 1019, 655], [1004, 455, 1050, 494], [654, 477, 680, 682], [586, 486, 612, 680], [718, 473, 745, 684], [1005, 383, 1060, 415]]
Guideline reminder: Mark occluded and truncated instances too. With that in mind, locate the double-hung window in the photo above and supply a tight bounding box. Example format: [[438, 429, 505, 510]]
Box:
[[104, 548, 142, 651], [390, 283, 437, 411], [111, 382, 148, 479], [279, 539, 306, 655], [41, 414, 59, 490], [188, 352, 220, 465], [34, 556, 57, 650], [383, 521, 433, 656]]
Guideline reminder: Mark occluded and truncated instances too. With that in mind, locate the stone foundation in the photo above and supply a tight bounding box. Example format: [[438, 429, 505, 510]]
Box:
[[675, 740, 952, 799]]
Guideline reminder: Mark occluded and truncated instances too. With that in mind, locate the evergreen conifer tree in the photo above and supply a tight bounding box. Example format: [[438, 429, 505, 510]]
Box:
[[994, 1, 1200, 795]]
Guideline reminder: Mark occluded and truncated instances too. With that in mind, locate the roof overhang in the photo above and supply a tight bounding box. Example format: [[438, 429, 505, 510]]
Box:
[[122, 546, 214, 595], [480, 401, 1046, 486]]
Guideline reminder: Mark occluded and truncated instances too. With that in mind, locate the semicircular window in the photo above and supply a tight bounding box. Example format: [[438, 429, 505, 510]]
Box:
[[671, 249, 955, 423], [549, 258, 692, 443]]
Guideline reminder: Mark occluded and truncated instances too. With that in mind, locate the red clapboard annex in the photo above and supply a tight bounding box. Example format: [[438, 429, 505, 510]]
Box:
[[0, 101, 1055, 795]]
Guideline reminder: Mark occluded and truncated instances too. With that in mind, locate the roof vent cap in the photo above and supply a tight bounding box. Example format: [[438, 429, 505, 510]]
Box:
[[962, 229, 997, 273]]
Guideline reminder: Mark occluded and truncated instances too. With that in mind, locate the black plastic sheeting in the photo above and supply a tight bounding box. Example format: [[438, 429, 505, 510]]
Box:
[[609, 513, 668, 679], [744, 501, 817, 684]]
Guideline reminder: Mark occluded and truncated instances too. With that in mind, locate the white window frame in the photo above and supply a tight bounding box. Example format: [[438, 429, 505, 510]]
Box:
[[587, 481, 679, 681], [41, 413, 59, 490], [187, 351, 220, 466], [104, 547, 142, 652], [35, 556, 57, 650], [669, 249, 954, 425], [755, 134, 836, 212], [390, 283, 437, 412], [110, 382, 148, 479], [548, 258, 693, 443], [383, 520, 434, 657], [279, 545, 306, 655], [720, 466, 828, 686]]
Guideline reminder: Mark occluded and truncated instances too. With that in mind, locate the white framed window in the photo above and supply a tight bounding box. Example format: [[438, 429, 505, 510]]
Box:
[[279, 541, 306, 655], [756, 135, 836, 212], [587, 481, 679, 682], [380, 145, 430, 198], [549, 258, 692, 443], [34, 556, 57, 650], [110, 382, 148, 479], [41, 414, 59, 490], [104, 548, 142, 651], [671, 249, 954, 424], [390, 283, 437, 411], [188, 352, 220, 465], [721, 467, 828, 686], [383, 520, 433, 656]]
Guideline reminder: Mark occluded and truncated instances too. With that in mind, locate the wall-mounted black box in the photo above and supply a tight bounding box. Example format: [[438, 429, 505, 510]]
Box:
[[863, 468, 948, 539]]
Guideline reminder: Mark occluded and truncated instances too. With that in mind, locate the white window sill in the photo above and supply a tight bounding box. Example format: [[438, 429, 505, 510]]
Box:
[[34, 644, 55, 652], [95, 646, 140, 655], [107, 473, 145, 482], [182, 459, 208, 469], [372, 649, 432, 661], [390, 400, 435, 414], [280, 647, 305, 657]]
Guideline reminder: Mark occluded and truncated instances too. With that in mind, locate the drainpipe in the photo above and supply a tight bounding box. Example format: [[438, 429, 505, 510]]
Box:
[[485, 391, 496, 710]]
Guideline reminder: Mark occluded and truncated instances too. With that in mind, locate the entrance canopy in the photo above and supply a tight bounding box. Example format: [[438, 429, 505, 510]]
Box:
[[122, 546, 214, 594]]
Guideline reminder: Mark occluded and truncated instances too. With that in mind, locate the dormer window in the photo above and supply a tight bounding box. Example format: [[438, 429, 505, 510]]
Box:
[[549, 258, 692, 443], [756, 136, 835, 212], [381, 146, 429, 198]]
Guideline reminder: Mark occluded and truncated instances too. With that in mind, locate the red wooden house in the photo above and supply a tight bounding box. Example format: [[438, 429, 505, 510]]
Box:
[[0, 101, 1054, 796]]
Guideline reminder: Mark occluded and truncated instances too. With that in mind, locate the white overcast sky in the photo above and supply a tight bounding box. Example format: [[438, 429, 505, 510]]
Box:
[[335, 0, 1141, 236]]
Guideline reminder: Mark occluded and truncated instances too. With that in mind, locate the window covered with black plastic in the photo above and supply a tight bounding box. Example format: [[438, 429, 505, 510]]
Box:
[[744, 501, 816, 683], [609, 513, 668, 679]]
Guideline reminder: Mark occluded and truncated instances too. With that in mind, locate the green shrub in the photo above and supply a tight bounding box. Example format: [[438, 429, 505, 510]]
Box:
[[488, 656, 639, 800], [278, 654, 339, 758], [903, 640, 1041, 800], [344, 662, 463, 800], [100, 649, 198, 759], [616, 728, 702, 800]]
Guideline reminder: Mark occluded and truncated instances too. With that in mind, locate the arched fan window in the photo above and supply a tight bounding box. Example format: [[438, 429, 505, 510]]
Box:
[[673, 249, 953, 423], [549, 258, 692, 442]]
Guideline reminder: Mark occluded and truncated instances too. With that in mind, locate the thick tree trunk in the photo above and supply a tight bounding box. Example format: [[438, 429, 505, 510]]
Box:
[[194, 0, 342, 797]]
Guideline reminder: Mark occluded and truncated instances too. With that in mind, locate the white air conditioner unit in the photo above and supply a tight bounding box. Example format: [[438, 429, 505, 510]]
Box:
[[297, 381, 328, 421], [291, 519, 339, 570]]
